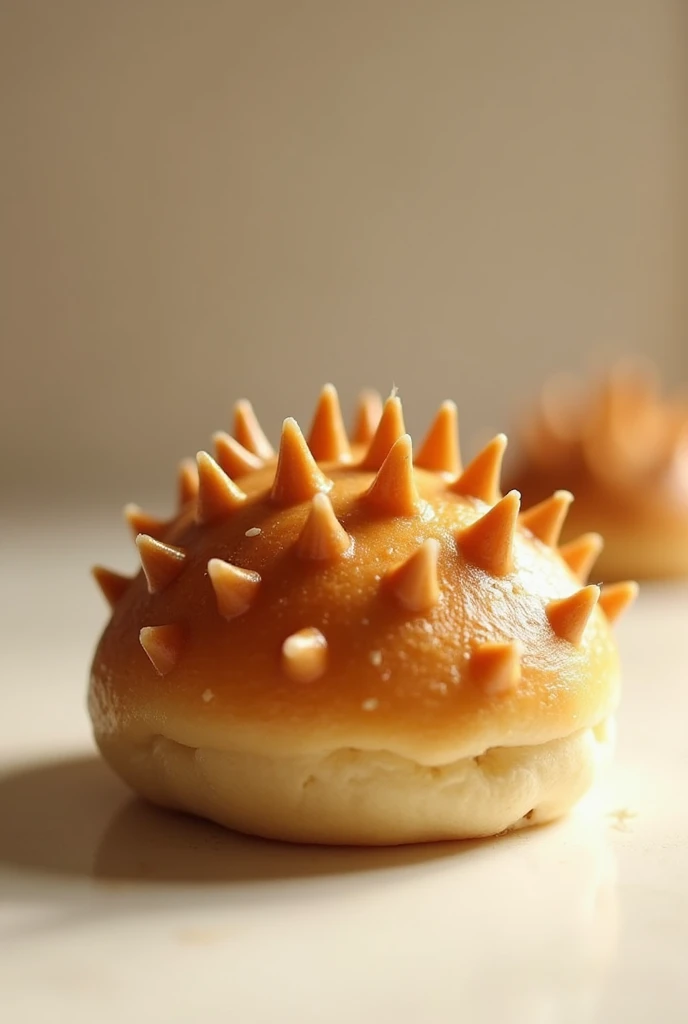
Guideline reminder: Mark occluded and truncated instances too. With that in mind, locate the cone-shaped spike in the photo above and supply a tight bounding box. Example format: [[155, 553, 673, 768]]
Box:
[[271, 418, 332, 506], [207, 558, 261, 621], [360, 394, 406, 470], [450, 434, 507, 504], [233, 399, 274, 460], [546, 585, 600, 646], [559, 533, 604, 582], [177, 458, 199, 508], [387, 538, 440, 612], [139, 624, 184, 676], [307, 384, 351, 462], [136, 534, 187, 594], [520, 490, 574, 547], [364, 434, 421, 517], [352, 389, 383, 445], [196, 451, 247, 524], [124, 503, 167, 542], [470, 641, 522, 695], [213, 431, 263, 478], [92, 566, 131, 608], [673, 422, 688, 456], [457, 490, 521, 576], [281, 627, 328, 683], [666, 423, 688, 472], [599, 581, 639, 624], [415, 401, 461, 475], [296, 493, 351, 560]]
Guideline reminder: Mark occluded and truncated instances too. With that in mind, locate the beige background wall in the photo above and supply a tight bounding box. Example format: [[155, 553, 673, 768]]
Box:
[[1, 0, 685, 508]]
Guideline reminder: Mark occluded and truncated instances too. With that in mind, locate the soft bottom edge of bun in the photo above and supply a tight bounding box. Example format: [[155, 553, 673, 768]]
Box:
[[96, 719, 614, 846]]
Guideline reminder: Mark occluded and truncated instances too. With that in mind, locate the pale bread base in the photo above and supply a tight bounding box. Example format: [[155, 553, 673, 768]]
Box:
[[96, 718, 613, 845]]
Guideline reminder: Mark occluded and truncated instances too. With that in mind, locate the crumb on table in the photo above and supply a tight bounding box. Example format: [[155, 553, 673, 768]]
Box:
[[607, 807, 638, 831]]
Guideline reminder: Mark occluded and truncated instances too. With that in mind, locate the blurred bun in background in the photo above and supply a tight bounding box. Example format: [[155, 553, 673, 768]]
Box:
[[505, 360, 688, 581]]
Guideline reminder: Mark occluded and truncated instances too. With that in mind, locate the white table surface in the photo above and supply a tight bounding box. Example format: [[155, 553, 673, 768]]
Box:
[[2, 510, 687, 1024]]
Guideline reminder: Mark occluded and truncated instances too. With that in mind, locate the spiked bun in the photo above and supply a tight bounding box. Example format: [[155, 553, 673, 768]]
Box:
[[507, 361, 688, 581], [89, 387, 636, 845]]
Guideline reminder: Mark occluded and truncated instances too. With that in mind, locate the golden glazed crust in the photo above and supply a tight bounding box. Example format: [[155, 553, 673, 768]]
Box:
[[90, 462, 621, 764], [89, 387, 636, 843]]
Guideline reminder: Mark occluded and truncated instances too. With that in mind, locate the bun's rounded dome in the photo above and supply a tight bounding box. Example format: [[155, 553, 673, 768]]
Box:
[[89, 387, 636, 845]]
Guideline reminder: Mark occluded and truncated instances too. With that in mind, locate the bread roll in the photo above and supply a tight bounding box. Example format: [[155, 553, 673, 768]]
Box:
[[506, 361, 688, 581], [89, 387, 636, 845]]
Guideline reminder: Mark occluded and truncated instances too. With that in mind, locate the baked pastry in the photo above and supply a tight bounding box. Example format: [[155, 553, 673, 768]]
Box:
[[506, 361, 688, 581], [89, 387, 636, 845]]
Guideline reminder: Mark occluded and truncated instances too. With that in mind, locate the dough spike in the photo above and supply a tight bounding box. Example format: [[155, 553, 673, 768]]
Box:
[[136, 534, 186, 594], [233, 399, 274, 460], [450, 434, 507, 504], [364, 434, 421, 516], [559, 533, 604, 582], [546, 585, 600, 646], [520, 490, 574, 547], [352, 389, 383, 445], [307, 383, 351, 462], [360, 394, 406, 470], [208, 559, 261, 620], [213, 431, 264, 478], [92, 566, 131, 608], [457, 490, 520, 576], [271, 418, 332, 506], [281, 627, 328, 683], [296, 493, 351, 560], [470, 641, 522, 695], [415, 400, 461, 475], [668, 423, 688, 466], [196, 451, 247, 524], [599, 581, 639, 624], [124, 503, 167, 542], [139, 624, 184, 676], [387, 538, 440, 612]]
